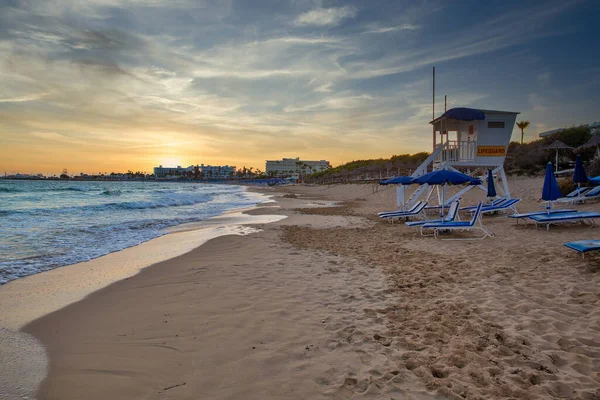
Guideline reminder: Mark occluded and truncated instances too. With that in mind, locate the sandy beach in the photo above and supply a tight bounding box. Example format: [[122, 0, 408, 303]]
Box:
[[3, 178, 600, 399]]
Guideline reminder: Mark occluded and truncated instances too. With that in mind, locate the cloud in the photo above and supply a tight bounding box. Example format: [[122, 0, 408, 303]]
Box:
[[293, 7, 356, 27], [362, 24, 420, 34], [0, 93, 49, 103], [0, 0, 594, 175], [537, 72, 552, 82]]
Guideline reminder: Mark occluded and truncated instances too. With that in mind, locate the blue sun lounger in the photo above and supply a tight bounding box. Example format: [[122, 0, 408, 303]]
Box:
[[460, 198, 506, 211], [378, 201, 423, 217], [405, 200, 460, 234], [529, 211, 600, 231], [507, 209, 576, 224], [564, 240, 600, 258], [478, 198, 520, 215], [421, 203, 493, 240], [379, 201, 428, 222], [558, 186, 600, 204], [565, 187, 592, 198], [463, 198, 520, 215]]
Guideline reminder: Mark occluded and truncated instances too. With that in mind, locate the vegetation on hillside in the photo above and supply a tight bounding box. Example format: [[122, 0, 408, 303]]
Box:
[[505, 125, 594, 175], [306, 153, 429, 183], [306, 125, 596, 183]]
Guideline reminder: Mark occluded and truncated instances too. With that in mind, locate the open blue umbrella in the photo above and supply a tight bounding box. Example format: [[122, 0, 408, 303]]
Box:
[[542, 162, 562, 213], [573, 154, 588, 196], [487, 169, 497, 199], [414, 169, 481, 217], [379, 176, 414, 185], [414, 169, 481, 186]]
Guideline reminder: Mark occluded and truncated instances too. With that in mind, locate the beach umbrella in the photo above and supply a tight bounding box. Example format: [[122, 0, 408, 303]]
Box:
[[542, 162, 562, 213], [486, 169, 497, 199], [414, 169, 481, 217], [544, 140, 573, 172], [379, 176, 414, 185], [576, 133, 600, 158], [573, 154, 588, 195], [380, 176, 414, 210]]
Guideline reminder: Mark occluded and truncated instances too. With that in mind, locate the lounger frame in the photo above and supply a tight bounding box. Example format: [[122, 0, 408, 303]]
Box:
[[422, 203, 494, 240], [530, 212, 600, 231]]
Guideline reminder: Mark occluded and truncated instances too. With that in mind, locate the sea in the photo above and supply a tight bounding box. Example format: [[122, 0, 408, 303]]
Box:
[[0, 180, 268, 284]]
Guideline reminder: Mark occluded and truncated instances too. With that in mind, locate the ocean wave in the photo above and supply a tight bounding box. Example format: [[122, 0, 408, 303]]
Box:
[[101, 189, 122, 196], [114, 194, 211, 210], [0, 187, 23, 193], [0, 182, 269, 285], [47, 187, 92, 192]]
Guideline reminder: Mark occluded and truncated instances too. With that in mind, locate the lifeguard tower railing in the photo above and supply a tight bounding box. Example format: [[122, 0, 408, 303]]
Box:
[[435, 140, 477, 163]]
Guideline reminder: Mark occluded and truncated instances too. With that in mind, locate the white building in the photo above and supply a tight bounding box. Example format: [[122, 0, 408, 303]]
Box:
[[199, 164, 236, 179], [265, 157, 330, 177], [153, 164, 236, 179], [153, 165, 193, 178]]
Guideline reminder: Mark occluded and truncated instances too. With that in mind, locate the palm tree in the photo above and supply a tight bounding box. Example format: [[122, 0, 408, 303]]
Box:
[[516, 120, 530, 145]]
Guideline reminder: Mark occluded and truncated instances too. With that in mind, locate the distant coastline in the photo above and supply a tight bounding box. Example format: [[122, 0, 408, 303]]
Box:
[[0, 176, 284, 184]]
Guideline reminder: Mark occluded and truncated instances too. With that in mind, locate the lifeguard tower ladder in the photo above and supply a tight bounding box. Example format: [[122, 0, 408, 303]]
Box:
[[405, 107, 519, 208]]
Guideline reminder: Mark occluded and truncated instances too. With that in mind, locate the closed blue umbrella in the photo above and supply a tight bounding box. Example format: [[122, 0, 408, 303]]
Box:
[[487, 169, 497, 199], [380, 176, 415, 210], [542, 162, 562, 213], [414, 169, 481, 217], [573, 154, 588, 196]]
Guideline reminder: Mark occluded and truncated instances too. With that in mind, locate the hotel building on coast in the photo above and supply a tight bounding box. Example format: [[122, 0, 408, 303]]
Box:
[[265, 157, 330, 177], [153, 164, 236, 179]]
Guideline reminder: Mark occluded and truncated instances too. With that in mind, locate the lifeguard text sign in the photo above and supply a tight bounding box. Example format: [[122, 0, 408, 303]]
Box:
[[477, 146, 506, 156]]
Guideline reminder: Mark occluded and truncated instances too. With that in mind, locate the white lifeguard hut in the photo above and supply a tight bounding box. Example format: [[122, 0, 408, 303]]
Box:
[[404, 107, 519, 208]]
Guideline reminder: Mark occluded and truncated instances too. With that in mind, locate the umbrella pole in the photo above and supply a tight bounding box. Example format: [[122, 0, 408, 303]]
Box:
[[555, 150, 558, 172], [441, 184, 445, 218]]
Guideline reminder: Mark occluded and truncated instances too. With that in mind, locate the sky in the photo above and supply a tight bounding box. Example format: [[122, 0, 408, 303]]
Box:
[[1, 0, 599, 175]]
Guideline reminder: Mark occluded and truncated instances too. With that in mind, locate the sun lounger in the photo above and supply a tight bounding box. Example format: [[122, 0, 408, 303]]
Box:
[[565, 187, 592, 198], [460, 198, 506, 211], [405, 200, 460, 234], [421, 203, 493, 240], [464, 198, 520, 215], [379, 201, 428, 222], [507, 209, 576, 224], [378, 201, 422, 217], [564, 240, 600, 258], [557, 186, 600, 204], [528, 211, 600, 231], [480, 198, 520, 214]]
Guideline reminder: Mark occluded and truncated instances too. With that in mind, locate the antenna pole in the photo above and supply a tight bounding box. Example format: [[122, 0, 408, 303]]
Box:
[[432, 67, 436, 152]]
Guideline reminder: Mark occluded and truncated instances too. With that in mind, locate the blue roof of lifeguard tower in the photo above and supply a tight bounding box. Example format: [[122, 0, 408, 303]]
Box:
[[441, 108, 485, 121], [431, 108, 519, 124]]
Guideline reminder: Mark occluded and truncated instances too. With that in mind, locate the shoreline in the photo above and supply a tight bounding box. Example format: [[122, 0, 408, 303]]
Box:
[[0, 190, 284, 399]]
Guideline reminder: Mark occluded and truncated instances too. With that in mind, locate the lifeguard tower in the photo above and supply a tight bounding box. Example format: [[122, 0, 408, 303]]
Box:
[[405, 107, 519, 208]]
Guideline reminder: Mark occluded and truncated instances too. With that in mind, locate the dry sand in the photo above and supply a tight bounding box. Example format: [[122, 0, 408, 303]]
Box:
[[4, 177, 600, 399]]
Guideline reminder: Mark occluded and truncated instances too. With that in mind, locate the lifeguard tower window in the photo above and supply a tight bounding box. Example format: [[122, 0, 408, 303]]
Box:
[[488, 121, 505, 129]]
